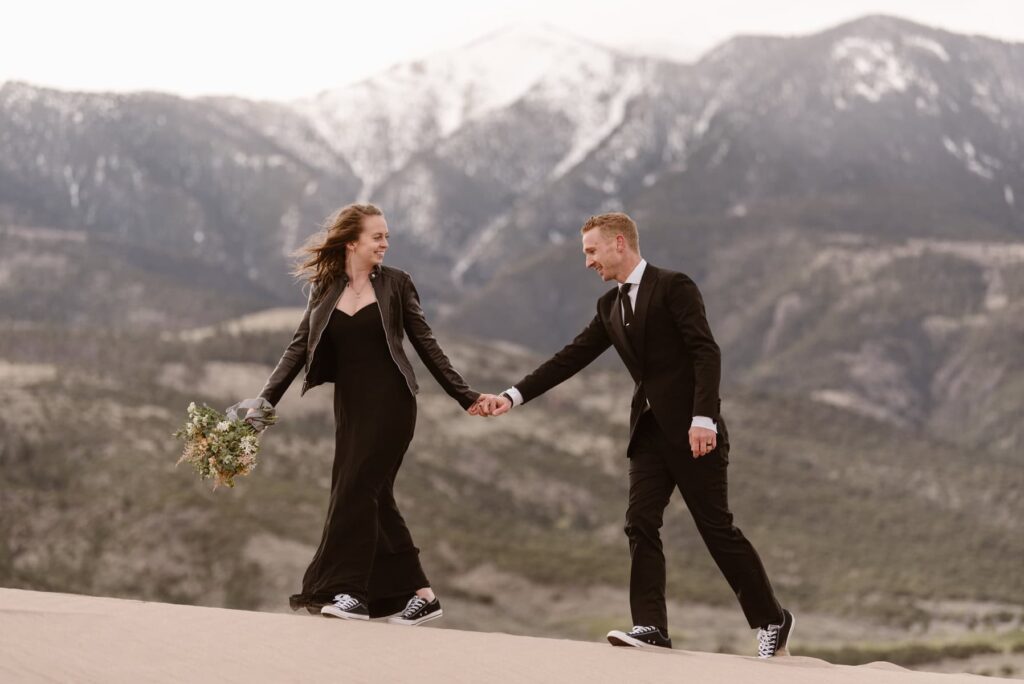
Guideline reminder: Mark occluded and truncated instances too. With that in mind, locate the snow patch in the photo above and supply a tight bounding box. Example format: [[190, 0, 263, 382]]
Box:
[[970, 79, 1002, 119], [548, 66, 644, 180], [811, 389, 894, 423], [941, 137, 999, 180], [1005, 185, 1015, 207], [63, 165, 80, 208], [693, 98, 719, 138], [709, 140, 730, 167], [830, 37, 937, 105], [903, 35, 950, 62], [450, 214, 509, 285]]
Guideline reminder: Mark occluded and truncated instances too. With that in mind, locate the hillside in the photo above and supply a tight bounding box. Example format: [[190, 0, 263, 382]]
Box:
[[1, 310, 1021, 668]]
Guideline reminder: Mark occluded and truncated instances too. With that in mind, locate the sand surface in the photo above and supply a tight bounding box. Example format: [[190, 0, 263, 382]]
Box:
[[0, 588, 1008, 683]]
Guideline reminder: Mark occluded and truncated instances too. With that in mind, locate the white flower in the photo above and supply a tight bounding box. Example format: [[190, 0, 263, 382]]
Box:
[[240, 436, 258, 455], [188, 402, 197, 412], [216, 421, 231, 432]]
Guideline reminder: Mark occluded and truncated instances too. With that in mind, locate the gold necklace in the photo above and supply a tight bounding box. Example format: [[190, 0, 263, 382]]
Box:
[[348, 276, 370, 297]]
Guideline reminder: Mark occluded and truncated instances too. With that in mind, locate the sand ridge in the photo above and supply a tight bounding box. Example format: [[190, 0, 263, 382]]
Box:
[[0, 588, 1007, 683]]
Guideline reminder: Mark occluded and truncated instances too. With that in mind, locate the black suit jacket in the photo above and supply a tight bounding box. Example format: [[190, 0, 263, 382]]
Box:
[[514, 263, 721, 451]]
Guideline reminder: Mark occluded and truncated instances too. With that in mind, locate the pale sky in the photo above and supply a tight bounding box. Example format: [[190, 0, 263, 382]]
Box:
[[3, 0, 1023, 101]]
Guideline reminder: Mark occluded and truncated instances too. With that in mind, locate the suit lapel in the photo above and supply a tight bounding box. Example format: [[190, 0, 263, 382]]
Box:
[[631, 264, 657, 360], [608, 289, 642, 375]]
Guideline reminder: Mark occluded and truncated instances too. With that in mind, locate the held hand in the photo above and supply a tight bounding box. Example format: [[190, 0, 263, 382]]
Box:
[[468, 395, 496, 416], [491, 394, 512, 416], [688, 426, 717, 458], [468, 393, 511, 417]]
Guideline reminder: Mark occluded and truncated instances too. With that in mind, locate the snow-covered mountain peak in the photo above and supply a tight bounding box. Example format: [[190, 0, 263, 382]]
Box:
[[294, 22, 623, 195]]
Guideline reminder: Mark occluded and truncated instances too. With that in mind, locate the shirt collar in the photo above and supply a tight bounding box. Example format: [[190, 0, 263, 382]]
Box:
[[622, 259, 647, 286]]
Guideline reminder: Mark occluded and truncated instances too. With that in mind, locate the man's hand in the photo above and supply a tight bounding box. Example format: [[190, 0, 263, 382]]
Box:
[[468, 393, 512, 417], [688, 426, 717, 458], [491, 394, 512, 416]]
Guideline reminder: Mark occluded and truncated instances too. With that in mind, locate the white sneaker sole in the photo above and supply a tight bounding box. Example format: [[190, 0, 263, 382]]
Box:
[[606, 630, 648, 647], [387, 609, 443, 626], [320, 605, 370, 620]]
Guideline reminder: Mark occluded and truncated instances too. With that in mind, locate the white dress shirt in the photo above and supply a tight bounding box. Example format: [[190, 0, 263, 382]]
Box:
[[503, 258, 717, 433]]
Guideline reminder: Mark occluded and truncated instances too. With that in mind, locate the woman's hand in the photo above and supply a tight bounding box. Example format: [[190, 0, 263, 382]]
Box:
[[468, 394, 511, 417]]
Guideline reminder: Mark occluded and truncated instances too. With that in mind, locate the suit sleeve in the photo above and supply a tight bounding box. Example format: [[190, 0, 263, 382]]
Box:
[[259, 284, 315, 407], [666, 273, 721, 418], [514, 302, 612, 403], [402, 274, 481, 410]]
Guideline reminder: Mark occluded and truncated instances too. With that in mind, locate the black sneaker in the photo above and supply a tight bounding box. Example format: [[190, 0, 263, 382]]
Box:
[[606, 625, 672, 648], [757, 609, 795, 658], [386, 595, 443, 626], [320, 593, 370, 620]]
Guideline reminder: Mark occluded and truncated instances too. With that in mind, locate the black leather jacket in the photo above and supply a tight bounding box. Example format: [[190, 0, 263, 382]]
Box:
[[259, 265, 480, 410]]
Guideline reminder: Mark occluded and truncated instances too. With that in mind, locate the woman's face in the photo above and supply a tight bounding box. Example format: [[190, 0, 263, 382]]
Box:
[[348, 215, 389, 268]]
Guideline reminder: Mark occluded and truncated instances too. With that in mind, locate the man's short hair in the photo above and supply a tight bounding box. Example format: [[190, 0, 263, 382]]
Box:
[[580, 212, 640, 251]]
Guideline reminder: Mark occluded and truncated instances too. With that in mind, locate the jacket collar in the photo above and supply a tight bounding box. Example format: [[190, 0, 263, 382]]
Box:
[[631, 262, 657, 357], [339, 263, 383, 283], [620, 258, 647, 287]]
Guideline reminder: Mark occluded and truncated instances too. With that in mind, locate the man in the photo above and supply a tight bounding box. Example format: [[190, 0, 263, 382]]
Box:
[[477, 212, 793, 657]]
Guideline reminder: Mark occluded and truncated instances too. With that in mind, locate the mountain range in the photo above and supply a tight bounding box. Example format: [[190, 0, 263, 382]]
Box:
[[2, 14, 1021, 454]]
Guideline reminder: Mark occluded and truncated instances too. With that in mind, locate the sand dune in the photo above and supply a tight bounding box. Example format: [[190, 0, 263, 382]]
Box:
[[0, 588, 1007, 683]]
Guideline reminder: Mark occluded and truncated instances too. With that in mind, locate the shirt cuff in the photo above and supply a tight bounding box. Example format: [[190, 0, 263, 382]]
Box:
[[691, 416, 718, 433], [503, 387, 524, 408]]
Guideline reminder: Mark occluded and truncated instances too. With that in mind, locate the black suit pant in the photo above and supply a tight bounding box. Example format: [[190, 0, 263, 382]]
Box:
[[625, 410, 783, 632]]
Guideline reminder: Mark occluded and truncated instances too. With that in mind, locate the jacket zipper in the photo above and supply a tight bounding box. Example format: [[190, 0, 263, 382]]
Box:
[[374, 288, 416, 397]]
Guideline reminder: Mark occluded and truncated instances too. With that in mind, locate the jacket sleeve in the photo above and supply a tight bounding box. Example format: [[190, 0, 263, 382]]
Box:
[[514, 302, 612, 404], [402, 274, 481, 410], [259, 285, 315, 407], [666, 273, 721, 418]]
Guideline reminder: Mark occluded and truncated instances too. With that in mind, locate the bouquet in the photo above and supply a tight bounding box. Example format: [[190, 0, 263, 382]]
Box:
[[173, 399, 276, 489]]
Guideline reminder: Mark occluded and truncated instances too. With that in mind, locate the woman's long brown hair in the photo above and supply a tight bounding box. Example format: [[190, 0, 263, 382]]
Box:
[[292, 203, 383, 302]]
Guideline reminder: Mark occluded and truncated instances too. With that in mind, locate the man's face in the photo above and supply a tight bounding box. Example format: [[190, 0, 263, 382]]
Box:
[[582, 229, 622, 282]]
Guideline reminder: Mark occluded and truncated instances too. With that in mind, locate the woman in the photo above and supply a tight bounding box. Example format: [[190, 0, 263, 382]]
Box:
[[253, 203, 491, 625]]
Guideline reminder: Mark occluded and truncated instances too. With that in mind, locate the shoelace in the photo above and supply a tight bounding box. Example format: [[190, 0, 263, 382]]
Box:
[[402, 596, 427, 617], [331, 593, 360, 611], [757, 625, 780, 658], [628, 625, 656, 636]]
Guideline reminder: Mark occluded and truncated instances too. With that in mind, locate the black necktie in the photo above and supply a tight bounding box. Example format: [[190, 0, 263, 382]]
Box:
[[619, 283, 634, 328]]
